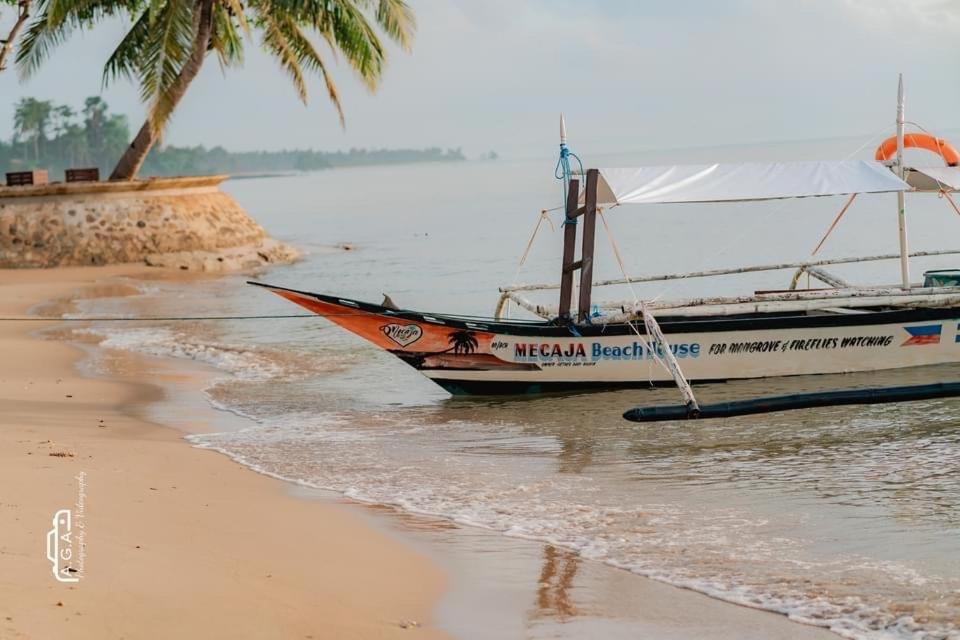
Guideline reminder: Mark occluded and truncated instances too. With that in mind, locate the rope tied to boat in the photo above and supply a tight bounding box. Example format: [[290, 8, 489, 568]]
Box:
[[940, 189, 960, 218], [597, 207, 700, 414], [0, 314, 322, 322], [555, 143, 584, 209], [555, 119, 584, 226], [811, 193, 858, 256], [509, 208, 557, 286]]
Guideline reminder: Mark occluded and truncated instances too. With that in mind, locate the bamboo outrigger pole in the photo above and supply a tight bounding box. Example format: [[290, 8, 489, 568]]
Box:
[[896, 74, 911, 289]]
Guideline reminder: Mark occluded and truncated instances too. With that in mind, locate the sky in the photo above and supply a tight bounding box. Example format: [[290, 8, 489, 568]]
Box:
[[0, 0, 958, 158]]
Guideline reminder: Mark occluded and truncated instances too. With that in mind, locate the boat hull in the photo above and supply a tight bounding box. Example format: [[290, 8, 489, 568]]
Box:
[[252, 283, 960, 395]]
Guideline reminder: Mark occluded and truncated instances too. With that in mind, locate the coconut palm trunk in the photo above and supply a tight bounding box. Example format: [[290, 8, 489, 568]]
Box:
[[19, 0, 414, 181], [0, 0, 31, 73], [109, 0, 214, 181]]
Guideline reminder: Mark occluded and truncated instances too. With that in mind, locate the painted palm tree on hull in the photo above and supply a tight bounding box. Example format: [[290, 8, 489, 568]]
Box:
[[447, 330, 479, 355], [16, 0, 415, 180]]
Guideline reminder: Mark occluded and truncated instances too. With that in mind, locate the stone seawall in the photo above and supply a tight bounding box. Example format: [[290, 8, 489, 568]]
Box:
[[0, 175, 298, 270]]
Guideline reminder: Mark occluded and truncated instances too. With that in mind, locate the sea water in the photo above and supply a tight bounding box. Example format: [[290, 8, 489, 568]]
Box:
[[76, 137, 960, 639]]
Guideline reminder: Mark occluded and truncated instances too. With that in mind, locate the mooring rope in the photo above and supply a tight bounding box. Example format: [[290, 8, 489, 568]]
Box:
[[509, 208, 557, 286], [942, 190, 960, 217], [555, 145, 584, 203], [0, 310, 550, 323], [0, 314, 318, 322], [811, 193, 858, 256], [597, 207, 699, 410]]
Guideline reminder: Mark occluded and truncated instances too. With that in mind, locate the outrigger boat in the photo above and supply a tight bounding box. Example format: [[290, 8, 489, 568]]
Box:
[[252, 77, 960, 414]]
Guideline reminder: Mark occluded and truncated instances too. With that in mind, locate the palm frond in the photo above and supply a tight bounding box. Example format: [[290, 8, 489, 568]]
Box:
[[44, 0, 92, 26], [137, 0, 197, 134], [211, 4, 244, 70], [16, 13, 73, 78], [260, 11, 307, 103], [102, 8, 150, 87], [315, 0, 384, 89], [256, 0, 385, 85], [146, 0, 164, 25], [17, 0, 139, 78], [278, 17, 344, 125], [220, 0, 249, 35], [45, 0, 136, 26], [372, 0, 414, 51]]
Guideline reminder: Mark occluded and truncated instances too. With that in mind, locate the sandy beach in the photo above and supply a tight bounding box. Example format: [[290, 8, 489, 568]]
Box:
[[0, 263, 852, 640], [0, 265, 446, 640], [3, 1, 959, 636]]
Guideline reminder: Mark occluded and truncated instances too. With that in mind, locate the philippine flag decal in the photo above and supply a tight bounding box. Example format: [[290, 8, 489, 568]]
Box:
[[901, 324, 942, 346]]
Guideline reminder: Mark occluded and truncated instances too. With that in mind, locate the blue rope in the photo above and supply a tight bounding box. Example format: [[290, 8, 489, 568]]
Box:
[[555, 143, 584, 226]]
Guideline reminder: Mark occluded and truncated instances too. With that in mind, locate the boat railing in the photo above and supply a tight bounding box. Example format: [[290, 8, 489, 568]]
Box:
[[495, 248, 960, 321]]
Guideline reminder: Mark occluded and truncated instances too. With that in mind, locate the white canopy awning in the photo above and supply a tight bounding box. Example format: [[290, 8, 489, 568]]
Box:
[[905, 167, 960, 192], [594, 160, 910, 205]]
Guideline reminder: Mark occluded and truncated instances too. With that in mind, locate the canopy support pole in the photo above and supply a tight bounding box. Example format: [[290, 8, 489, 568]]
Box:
[[558, 178, 580, 319], [896, 74, 911, 290], [577, 169, 599, 322]]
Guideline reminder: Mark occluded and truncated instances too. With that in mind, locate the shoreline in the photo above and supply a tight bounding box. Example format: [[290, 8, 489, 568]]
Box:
[[0, 263, 843, 640], [0, 265, 447, 640]]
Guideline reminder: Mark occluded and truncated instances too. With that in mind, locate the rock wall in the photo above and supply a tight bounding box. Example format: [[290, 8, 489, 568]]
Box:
[[0, 175, 298, 269]]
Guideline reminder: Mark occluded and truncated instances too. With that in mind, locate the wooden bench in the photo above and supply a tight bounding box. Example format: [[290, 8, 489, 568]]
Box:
[[5, 170, 49, 187], [65, 168, 100, 183]]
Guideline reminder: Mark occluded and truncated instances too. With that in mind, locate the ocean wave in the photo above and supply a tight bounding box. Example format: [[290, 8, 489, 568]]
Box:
[[75, 326, 286, 381], [188, 413, 960, 640], [69, 283, 959, 640]]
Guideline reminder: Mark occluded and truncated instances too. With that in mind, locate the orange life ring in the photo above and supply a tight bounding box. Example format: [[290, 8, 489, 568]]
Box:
[[874, 133, 960, 166]]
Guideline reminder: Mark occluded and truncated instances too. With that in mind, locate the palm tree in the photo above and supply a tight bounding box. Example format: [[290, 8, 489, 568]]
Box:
[[62, 121, 86, 166], [17, 0, 414, 180], [52, 104, 73, 137], [13, 96, 52, 163], [82, 96, 108, 162]]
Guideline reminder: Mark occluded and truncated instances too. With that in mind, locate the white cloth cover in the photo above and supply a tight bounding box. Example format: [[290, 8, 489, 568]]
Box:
[[905, 167, 960, 192], [595, 161, 909, 205]]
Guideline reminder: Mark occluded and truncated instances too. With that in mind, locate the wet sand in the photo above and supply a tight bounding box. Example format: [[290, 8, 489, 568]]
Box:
[[0, 265, 446, 640], [0, 264, 839, 639]]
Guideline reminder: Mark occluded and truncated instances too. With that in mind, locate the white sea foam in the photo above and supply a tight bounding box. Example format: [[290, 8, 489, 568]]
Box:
[[76, 326, 284, 381], [187, 412, 960, 640], [70, 292, 960, 640]]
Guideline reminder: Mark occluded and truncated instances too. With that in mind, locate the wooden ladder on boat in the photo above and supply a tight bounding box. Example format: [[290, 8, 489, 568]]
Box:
[[558, 169, 599, 323]]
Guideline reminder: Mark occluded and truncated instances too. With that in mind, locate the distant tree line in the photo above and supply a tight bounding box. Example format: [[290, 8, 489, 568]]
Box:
[[2, 96, 130, 176], [1, 96, 468, 179]]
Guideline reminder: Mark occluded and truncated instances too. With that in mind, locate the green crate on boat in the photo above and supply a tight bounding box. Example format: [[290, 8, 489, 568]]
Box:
[[923, 269, 960, 287]]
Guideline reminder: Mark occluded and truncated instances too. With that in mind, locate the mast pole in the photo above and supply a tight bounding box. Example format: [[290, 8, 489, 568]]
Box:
[[556, 114, 578, 320], [559, 114, 570, 196], [558, 177, 580, 319], [577, 169, 599, 322], [896, 73, 911, 289]]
